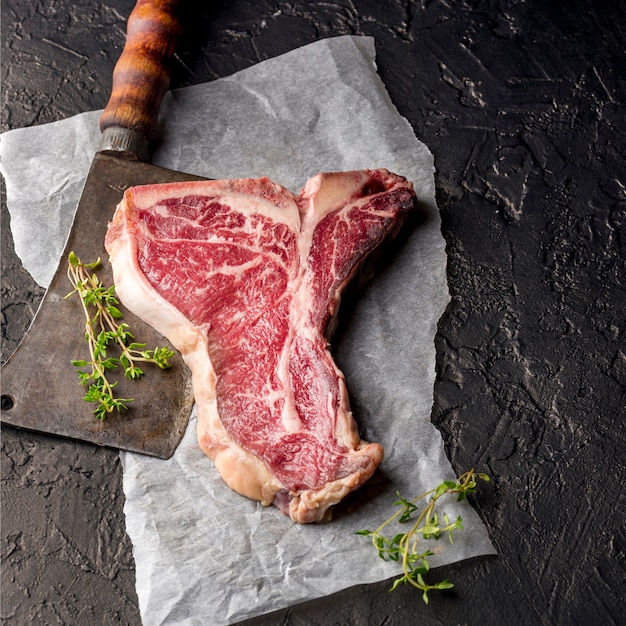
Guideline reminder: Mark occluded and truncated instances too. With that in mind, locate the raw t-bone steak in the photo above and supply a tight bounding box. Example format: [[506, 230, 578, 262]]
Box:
[[105, 169, 417, 523]]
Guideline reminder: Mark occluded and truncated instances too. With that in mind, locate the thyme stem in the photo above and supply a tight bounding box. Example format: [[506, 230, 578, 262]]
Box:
[[356, 468, 490, 603], [65, 252, 175, 420]]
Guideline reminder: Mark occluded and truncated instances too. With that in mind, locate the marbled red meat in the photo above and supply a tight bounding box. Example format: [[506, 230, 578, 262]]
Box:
[[105, 169, 416, 522]]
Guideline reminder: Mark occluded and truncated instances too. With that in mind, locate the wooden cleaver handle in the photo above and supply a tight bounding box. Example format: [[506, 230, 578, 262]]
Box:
[[99, 0, 181, 160]]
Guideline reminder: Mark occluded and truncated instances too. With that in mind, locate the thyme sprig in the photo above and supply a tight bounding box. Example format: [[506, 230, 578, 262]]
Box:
[[65, 252, 174, 420], [356, 469, 490, 604]]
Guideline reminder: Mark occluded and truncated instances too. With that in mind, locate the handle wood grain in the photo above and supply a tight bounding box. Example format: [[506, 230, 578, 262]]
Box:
[[99, 0, 181, 159]]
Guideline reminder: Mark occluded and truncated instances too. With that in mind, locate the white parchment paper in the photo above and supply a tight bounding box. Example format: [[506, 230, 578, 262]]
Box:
[[1, 36, 495, 625]]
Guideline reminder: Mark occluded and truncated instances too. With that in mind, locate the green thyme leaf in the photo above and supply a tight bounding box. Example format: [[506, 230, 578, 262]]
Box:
[[355, 469, 490, 602], [66, 252, 175, 420]]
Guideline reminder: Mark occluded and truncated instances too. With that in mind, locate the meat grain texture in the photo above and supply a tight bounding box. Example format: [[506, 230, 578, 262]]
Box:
[[105, 169, 416, 522]]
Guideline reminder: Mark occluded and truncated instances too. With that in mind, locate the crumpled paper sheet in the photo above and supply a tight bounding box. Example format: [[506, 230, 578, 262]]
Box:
[[1, 36, 495, 626]]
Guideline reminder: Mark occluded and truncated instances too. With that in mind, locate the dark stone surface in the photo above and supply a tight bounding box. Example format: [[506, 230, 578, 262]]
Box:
[[2, 1, 625, 624]]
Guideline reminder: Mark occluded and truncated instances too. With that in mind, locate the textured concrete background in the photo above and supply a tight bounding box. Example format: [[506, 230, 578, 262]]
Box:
[[2, 1, 625, 624]]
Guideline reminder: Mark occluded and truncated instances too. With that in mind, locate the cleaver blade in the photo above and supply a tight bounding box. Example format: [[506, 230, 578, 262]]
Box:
[[1, 0, 203, 459]]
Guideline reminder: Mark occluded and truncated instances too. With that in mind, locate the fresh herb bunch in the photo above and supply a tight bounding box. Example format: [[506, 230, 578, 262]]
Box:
[[65, 252, 174, 420], [356, 469, 490, 604]]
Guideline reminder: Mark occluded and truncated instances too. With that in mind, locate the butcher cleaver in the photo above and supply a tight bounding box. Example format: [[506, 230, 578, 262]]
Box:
[[0, 0, 202, 458]]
